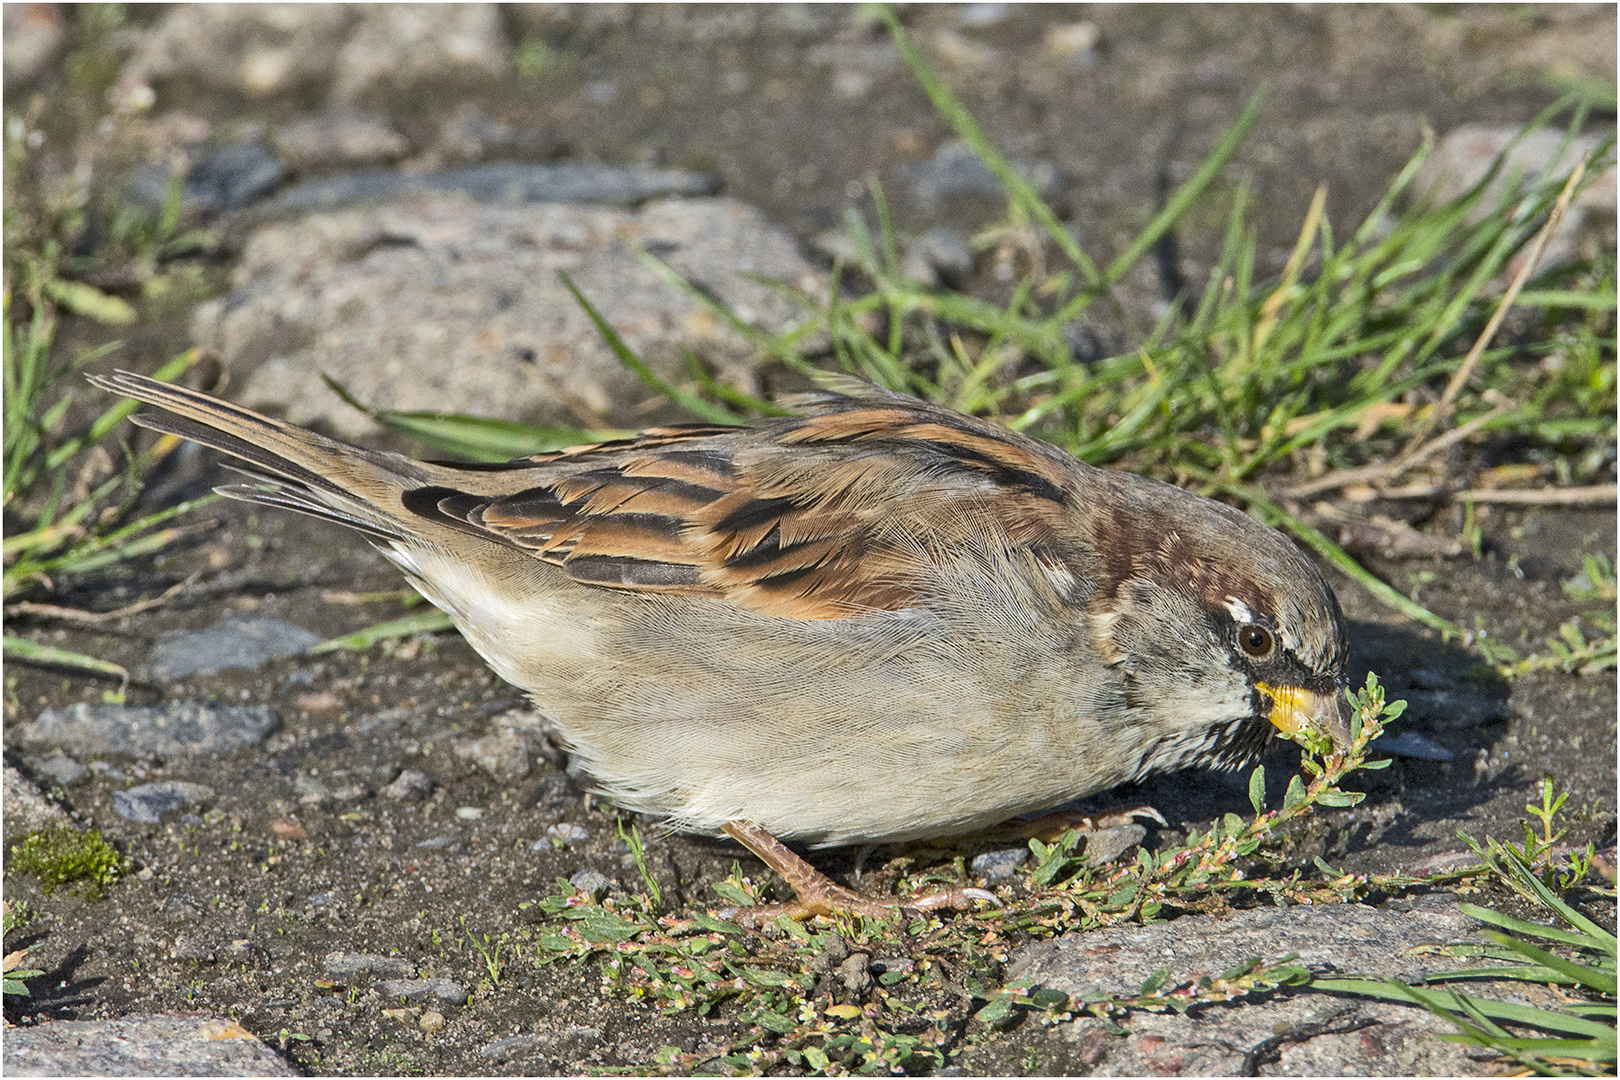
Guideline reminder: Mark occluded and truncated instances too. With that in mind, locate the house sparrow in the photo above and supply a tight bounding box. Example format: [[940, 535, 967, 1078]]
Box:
[[93, 371, 1351, 920]]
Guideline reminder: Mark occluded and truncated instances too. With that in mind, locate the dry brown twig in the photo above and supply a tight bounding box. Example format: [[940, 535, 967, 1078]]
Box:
[[5, 572, 201, 624]]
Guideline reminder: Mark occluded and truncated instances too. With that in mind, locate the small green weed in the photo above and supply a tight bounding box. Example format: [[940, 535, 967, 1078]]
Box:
[[1508, 556, 1618, 676], [2, 901, 45, 998], [461, 915, 508, 989]]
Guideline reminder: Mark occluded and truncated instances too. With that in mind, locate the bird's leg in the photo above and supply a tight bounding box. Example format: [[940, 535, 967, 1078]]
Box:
[[715, 820, 997, 929]]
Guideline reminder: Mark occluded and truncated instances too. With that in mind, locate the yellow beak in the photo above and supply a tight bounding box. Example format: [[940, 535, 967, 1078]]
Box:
[[1259, 682, 1354, 751]]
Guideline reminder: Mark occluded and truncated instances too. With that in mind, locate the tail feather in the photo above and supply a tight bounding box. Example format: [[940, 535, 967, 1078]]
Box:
[[90, 370, 416, 540], [122, 407, 348, 502]]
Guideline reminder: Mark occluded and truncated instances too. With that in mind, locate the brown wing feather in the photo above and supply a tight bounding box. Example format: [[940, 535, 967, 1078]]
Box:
[[410, 388, 1081, 620]]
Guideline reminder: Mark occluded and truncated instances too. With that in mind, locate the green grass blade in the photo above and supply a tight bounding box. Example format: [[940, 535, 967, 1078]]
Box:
[[319, 373, 627, 459], [1100, 90, 1266, 290], [1458, 902, 1616, 953], [880, 6, 1102, 292], [3, 636, 130, 685], [312, 609, 457, 653], [1479, 931, 1617, 996], [558, 271, 747, 425], [1313, 979, 1616, 1039]]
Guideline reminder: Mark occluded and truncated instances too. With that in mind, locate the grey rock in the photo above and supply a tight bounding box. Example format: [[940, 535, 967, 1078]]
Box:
[[415, 835, 458, 851], [32, 752, 87, 787], [273, 111, 409, 170], [4, 765, 76, 832], [1043, 21, 1102, 67], [2, 1014, 297, 1077], [437, 103, 562, 163], [148, 616, 321, 680], [905, 139, 1064, 203], [116, 6, 356, 100], [903, 226, 976, 286], [294, 773, 332, 807], [807, 934, 851, 974], [114, 781, 214, 823], [569, 869, 614, 898], [837, 952, 873, 996], [128, 142, 288, 220], [169, 935, 216, 962], [995, 901, 1534, 1076], [478, 1033, 544, 1062], [970, 846, 1028, 880], [193, 197, 820, 438], [23, 700, 279, 758], [956, 4, 1015, 29], [477, 1027, 603, 1061], [115, 4, 505, 108], [455, 730, 531, 785], [256, 161, 717, 216], [1419, 124, 1614, 214], [380, 768, 434, 801], [330, 4, 506, 105], [377, 977, 467, 1004], [323, 950, 417, 979], [1008, 899, 1485, 1001], [1415, 124, 1613, 274], [1081, 822, 1147, 864], [3, 3, 66, 90]]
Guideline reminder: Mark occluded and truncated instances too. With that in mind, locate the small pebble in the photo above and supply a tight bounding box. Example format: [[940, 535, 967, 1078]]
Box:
[[266, 816, 308, 841], [34, 753, 87, 786], [323, 952, 416, 978], [113, 781, 214, 824], [838, 952, 873, 995], [970, 847, 1029, 879], [380, 769, 433, 801], [377, 978, 466, 1004], [544, 822, 590, 846], [569, 869, 613, 898]]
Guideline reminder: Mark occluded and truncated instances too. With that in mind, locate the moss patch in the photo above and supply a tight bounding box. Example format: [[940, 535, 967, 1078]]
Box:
[[9, 826, 131, 899]]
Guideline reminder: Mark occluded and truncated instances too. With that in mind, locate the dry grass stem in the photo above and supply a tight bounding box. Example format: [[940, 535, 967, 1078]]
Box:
[[5, 571, 201, 623], [1397, 151, 1591, 460]]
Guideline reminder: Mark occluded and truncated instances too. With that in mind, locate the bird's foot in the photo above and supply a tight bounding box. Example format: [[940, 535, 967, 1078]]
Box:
[[715, 820, 997, 929], [989, 803, 1168, 844]]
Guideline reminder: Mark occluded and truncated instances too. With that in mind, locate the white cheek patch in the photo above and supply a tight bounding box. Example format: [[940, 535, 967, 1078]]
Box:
[[1223, 596, 1255, 624]]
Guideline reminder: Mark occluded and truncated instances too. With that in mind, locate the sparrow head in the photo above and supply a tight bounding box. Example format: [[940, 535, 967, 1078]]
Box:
[[1078, 472, 1352, 776]]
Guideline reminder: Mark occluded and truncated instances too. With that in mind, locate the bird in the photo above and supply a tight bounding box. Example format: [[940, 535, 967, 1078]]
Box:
[[92, 370, 1352, 922]]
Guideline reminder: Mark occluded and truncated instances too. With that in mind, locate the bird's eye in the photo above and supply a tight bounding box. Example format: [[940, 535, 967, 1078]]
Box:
[[1238, 624, 1274, 659]]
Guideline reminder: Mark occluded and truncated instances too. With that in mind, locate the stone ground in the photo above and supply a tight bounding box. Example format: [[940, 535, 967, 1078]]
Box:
[[3, 4, 1615, 1076]]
